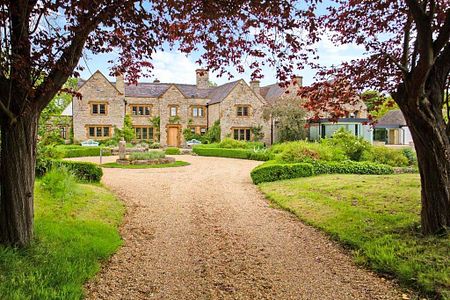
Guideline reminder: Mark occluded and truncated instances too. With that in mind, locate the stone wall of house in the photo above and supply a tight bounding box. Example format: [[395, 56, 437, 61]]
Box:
[[219, 80, 271, 145], [207, 103, 221, 127], [157, 86, 209, 147], [73, 71, 125, 142]]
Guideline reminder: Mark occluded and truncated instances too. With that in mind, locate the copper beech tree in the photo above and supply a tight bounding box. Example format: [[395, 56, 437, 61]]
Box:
[[300, 0, 450, 234], [0, 0, 316, 246]]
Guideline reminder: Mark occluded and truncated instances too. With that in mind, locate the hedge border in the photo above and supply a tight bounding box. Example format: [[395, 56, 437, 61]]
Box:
[[192, 147, 271, 161], [251, 160, 394, 184], [36, 158, 103, 182]]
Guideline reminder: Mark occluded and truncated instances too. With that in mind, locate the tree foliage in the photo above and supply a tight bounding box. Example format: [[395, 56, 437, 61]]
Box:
[[264, 97, 307, 142]]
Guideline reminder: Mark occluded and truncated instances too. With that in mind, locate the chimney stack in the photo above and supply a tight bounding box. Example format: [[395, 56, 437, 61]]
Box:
[[292, 75, 303, 87], [250, 80, 260, 95], [116, 74, 125, 94], [196, 69, 209, 89]]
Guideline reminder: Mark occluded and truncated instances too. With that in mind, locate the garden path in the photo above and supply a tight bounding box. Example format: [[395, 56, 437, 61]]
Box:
[[75, 155, 405, 300]]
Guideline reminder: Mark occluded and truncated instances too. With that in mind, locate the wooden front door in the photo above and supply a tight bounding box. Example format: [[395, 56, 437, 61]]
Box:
[[167, 127, 179, 147]]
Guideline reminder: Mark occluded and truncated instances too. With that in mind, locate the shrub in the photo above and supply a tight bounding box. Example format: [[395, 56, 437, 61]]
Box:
[[129, 151, 165, 160], [218, 138, 264, 149], [312, 161, 394, 175], [41, 167, 78, 201], [36, 159, 103, 182], [322, 128, 371, 161], [250, 160, 394, 184], [37, 143, 65, 159], [402, 148, 417, 166], [251, 163, 314, 184], [246, 150, 273, 161], [149, 142, 161, 149], [202, 120, 221, 144], [56, 145, 112, 158], [275, 141, 346, 163], [193, 147, 249, 159], [165, 147, 181, 155], [361, 146, 409, 167]]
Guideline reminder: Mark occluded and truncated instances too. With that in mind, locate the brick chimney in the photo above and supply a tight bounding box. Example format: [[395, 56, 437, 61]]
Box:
[[250, 80, 260, 95], [196, 69, 209, 89], [116, 74, 125, 94]]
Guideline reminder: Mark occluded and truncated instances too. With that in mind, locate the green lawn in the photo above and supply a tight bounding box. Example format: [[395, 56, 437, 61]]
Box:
[[0, 181, 124, 299], [101, 161, 190, 169], [259, 174, 449, 298]]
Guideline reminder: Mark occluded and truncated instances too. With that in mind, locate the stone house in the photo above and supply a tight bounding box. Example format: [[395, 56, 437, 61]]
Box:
[[67, 69, 371, 146], [71, 70, 271, 147]]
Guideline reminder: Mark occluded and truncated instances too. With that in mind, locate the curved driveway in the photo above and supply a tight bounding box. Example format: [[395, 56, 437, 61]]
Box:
[[78, 155, 404, 300]]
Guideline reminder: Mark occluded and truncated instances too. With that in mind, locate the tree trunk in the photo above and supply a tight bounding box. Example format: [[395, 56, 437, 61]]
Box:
[[0, 113, 39, 246], [401, 99, 450, 235]]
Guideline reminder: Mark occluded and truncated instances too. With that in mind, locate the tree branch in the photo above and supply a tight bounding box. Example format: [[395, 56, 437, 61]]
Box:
[[433, 9, 450, 55]]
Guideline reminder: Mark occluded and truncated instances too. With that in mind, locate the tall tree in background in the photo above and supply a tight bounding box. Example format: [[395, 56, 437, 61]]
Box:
[[300, 0, 450, 234], [264, 97, 307, 142], [0, 1, 316, 246]]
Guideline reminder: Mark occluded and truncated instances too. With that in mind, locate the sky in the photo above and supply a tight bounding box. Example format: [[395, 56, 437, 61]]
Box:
[[78, 5, 366, 87]]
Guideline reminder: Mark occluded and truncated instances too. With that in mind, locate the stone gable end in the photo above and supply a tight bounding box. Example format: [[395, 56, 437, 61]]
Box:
[[220, 81, 271, 145], [73, 72, 125, 142]]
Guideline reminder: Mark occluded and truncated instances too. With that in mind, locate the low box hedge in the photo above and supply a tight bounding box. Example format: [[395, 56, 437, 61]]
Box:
[[56, 146, 112, 158], [251, 160, 394, 184], [165, 147, 181, 155], [312, 161, 394, 175], [36, 158, 103, 182], [251, 163, 314, 184], [193, 147, 271, 161]]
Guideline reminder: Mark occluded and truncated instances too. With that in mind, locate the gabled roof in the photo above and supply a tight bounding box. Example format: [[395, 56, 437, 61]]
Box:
[[375, 110, 407, 128], [260, 83, 287, 102], [207, 80, 240, 105], [77, 70, 122, 94]]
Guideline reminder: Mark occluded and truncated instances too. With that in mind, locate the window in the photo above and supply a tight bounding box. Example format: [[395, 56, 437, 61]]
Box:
[[192, 106, 205, 117], [236, 105, 249, 117], [59, 127, 67, 139], [87, 126, 111, 138], [131, 105, 151, 116], [169, 106, 178, 117], [91, 102, 107, 115], [233, 128, 251, 141], [133, 126, 154, 141], [190, 126, 207, 135]]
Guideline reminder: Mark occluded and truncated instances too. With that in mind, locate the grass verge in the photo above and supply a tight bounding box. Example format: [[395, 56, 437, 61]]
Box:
[[258, 174, 449, 298], [0, 181, 124, 299], [101, 161, 190, 169]]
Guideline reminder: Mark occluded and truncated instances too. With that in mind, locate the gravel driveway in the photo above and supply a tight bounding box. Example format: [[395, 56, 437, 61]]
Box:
[[77, 155, 405, 299]]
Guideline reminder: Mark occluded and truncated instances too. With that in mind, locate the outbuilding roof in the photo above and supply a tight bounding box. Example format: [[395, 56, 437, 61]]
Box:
[[375, 110, 407, 128]]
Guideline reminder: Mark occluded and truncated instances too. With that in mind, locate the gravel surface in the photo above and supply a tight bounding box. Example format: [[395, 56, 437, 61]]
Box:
[[77, 155, 405, 299]]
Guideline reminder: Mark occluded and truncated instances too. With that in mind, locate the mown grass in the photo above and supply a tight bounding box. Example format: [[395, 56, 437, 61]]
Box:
[[102, 161, 190, 169], [259, 174, 449, 298], [0, 181, 124, 299]]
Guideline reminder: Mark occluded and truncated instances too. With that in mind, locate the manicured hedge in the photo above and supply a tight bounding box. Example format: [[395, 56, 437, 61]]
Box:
[[56, 146, 112, 158], [312, 161, 394, 175], [193, 147, 272, 161], [251, 160, 394, 184], [165, 147, 181, 155], [36, 158, 103, 182], [251, 163, 314, 184]]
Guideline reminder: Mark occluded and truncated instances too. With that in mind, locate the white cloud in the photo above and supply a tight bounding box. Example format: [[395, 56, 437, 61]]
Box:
[[148, 51, 198, 84]]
